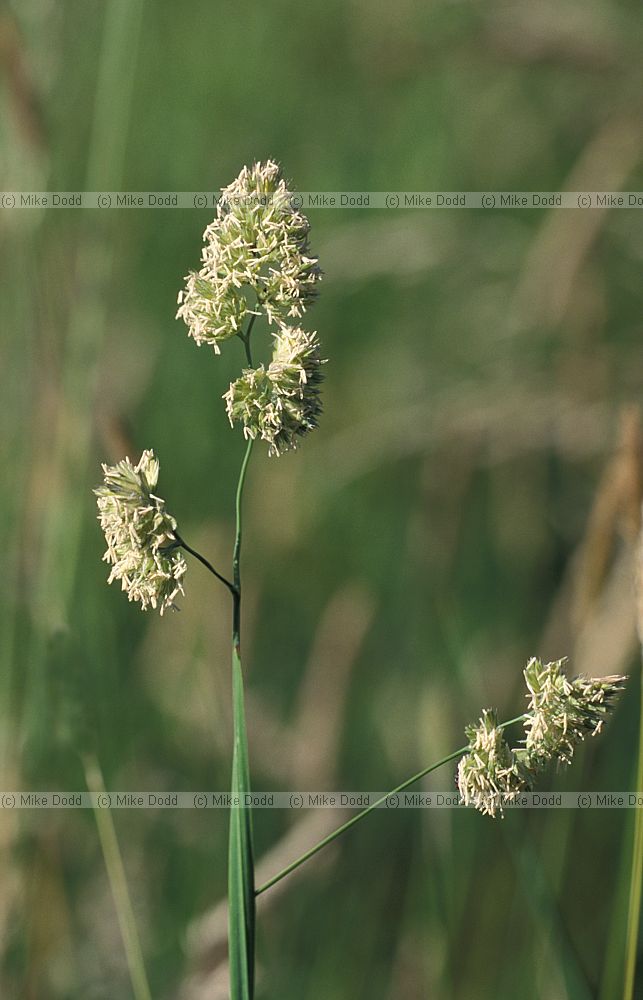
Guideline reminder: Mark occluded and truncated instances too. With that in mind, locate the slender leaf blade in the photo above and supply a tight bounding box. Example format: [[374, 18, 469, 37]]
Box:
[[228, 645, 255, 999]]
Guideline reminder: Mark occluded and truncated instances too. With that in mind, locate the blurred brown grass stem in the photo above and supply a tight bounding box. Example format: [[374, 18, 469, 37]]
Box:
[[83, 754, 152, 1000]]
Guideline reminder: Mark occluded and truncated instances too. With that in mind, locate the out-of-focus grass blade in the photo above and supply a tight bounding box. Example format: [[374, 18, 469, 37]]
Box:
[[83, 754, 152, 1000], [623, 660, 643, 1000], [228, 646, 255, 1000]]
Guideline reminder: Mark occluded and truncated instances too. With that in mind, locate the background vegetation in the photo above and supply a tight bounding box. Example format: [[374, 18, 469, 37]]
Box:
[[1, 0, 642, 996]]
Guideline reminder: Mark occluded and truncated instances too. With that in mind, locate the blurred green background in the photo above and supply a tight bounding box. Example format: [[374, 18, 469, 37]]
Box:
[[1, 0, 643, 997]]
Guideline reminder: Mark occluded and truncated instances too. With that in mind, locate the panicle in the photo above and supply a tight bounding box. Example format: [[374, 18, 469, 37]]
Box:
[[224, 326, 325, 456], [458, 658, 625, 817], [176, 161, 321, 351], [456, 709, 529, 818], [94, 450, 186, 615], [523, 657, 626, 768]]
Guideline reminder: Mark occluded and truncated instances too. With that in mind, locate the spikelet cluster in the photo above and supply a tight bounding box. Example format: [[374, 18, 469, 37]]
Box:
[[177, 161, 325, 457], [224, 327, 324, 456], [523, 657, 626, 768], [176, 160, 321, 350], [94, 451, 186, 615], [456, 710, 530, 818], [457, 658, 625, 817]]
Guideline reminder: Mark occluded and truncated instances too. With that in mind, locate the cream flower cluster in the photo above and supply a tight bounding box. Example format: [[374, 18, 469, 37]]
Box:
[[224, 327, 324, 456], [94, 451, 186, 615], [457, 658, 625, 817], [523, 657, 625, 768], [456, 710, 529, 817], [176, 160, 321, 349], [177, 161, 325, 456]]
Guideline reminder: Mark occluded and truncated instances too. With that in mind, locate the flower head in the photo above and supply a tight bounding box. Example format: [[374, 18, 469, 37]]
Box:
[[224, 326, 325, 456], [457, 709, 529, 817], [177, 161, 321, 351], [523, 657, 626, 768], [94, 450, 186, 614], [459, 658, 626, 817]]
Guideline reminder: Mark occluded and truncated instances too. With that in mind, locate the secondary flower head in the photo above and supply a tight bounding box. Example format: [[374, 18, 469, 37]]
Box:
[[457, 709, 529, 818], [94, 450, 186, 615], [224, 326, 325, 456], [523, 657, 626, 768], [459, 656, 626, 817], [177, 160, 321, 351]]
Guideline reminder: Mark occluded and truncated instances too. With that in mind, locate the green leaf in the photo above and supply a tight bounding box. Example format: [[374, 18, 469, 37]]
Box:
[[228, 644, 255, 1000]]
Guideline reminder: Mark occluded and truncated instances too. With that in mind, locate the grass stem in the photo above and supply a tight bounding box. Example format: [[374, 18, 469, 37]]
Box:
[[228, 393, 256, 997], [255, 714, 528, 896], [175, 534, 237, 595], [623, 654, 643, 1000]]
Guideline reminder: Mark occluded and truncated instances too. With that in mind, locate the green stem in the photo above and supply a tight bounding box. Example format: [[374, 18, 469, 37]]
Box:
[[228, 433, 256, 1000], [83, 754, 152, 1000], [623, 654, 643, 1000], [232, 440, 254, 642], [238, 314, 256, 367], [174, 533, 237, 595], [255, 714, 528, 896]]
